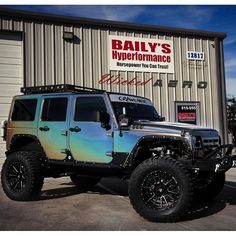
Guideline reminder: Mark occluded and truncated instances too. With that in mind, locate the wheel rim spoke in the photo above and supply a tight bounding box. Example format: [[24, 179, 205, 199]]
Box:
[[20, 180, 23, 190], [147, 194, 156, 203], [167, 189, 179, 195], [163, 177, 175, 186], [8, 173, 18, 178], [13, 180, 20, 190], [12, 165, 19, 174], [161, 195, 169, 207], [20, 165, 24, 174]]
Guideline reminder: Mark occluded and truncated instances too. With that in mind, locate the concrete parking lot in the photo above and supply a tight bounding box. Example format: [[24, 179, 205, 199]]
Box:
[[0, 168, 236, 230]]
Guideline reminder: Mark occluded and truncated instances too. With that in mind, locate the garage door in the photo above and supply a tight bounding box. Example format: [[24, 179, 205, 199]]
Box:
[[0, 34, 23, 166]]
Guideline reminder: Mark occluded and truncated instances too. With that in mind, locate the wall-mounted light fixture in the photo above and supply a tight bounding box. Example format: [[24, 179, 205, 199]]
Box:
[[63, 31, 74, 41]]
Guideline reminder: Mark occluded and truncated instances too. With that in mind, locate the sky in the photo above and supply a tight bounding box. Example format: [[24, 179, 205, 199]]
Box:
[[4, 5, 236, 97]]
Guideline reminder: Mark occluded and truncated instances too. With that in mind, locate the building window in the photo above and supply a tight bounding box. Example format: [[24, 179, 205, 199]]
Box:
[[12, 99, 37, 121], [41, 97, 68, 122]]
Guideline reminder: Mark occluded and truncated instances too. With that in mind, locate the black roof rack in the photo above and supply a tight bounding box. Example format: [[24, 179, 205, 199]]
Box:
[[21, 84, 106, 95]]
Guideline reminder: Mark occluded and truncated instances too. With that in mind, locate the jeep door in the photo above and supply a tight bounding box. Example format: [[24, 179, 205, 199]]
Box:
[[38, 96, 69, 160], [69, 95, 113, 163]]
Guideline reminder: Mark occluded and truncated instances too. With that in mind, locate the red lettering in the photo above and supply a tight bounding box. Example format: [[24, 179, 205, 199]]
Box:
[[178, 113, 196, 121], [98, 74, 114, 84], [127, 53, 132, 60], [140, 78, 153, 86], [123, 41, 134, 51], [141, 42, 148, 52], [112, 40, 122, 50], [162, 43, 171, 54], [127, 78, 137, 86], [99, 74, 153, 87], [167, 56, 171, 63], [134, 41, 140, 51], [148, 42, 158, 52], [112, 50, 118, 59], [121, 80, 129, 85], [112, 74, 122, 84]]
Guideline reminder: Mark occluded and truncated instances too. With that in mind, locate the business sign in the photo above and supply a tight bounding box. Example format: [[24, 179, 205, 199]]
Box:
[[175, 102, 200, 125], [187, 51, 205, 61], [108, 35, 174, 73], [98, 73, 208, 89]]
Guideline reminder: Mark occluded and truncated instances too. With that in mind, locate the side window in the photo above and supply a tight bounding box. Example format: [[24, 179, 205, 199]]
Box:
[[41, 97, 68, 122], [12, 99, 37, 121], [74, 97, 107, 122]]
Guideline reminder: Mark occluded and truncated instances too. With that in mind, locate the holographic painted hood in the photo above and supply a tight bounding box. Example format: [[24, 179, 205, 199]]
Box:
[[131, 121, 219, 137]]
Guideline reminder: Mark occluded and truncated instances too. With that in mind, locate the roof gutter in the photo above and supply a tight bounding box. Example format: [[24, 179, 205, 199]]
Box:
[[0, 7, 227, 39]]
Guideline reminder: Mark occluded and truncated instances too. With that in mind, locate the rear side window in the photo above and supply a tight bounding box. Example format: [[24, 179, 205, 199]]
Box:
[[74, 97, 107, 122], [41, 97, 68, 122], [12, 99, 37, 121]]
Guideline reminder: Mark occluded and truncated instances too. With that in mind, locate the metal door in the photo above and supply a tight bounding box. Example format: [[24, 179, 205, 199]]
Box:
[[38, 96, 70, 160], [69, 95, 113, 163]]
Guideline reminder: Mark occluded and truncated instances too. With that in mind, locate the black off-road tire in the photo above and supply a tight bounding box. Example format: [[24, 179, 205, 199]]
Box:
[[70, 175, 101, 189], [1, 151, 44, 201], [194, 172, 225, 202], [128, 157, 193, 222]]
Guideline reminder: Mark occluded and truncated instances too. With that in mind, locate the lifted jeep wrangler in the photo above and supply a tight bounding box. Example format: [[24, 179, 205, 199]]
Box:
[[1, 84, 235, 222]]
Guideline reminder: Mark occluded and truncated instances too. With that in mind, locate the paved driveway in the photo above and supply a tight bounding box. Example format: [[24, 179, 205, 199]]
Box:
[[0, 169, 236, 230]]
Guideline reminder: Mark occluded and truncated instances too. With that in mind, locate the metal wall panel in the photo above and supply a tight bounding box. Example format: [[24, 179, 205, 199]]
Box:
[[0, 16, 227, 141], [44, 23, 55, 85], [24, 21, 35, 86], [54, 24, 64, 84], [74, 26, 84, 87]]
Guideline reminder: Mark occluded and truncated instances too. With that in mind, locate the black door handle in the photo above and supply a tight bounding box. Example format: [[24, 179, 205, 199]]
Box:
[[39, 126, 50, 132], [69, 126, 81, 133]]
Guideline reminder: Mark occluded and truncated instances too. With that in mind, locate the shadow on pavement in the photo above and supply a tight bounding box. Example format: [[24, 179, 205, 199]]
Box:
[[38, 186, 84, 200], [37, 177, 128, 201], [37, 178, 236, 222], [183, 180, 236, 221]]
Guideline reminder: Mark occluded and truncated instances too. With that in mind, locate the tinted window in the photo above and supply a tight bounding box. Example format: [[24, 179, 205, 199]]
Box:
[[74, 97, 107, 121], [12, 99, 37, 121], [112, 102, 160, 121], [41, 97, 68, 122]]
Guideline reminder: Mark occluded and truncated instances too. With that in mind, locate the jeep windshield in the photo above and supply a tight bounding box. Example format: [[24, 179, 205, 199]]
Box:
[[109, 94, 161, 122]]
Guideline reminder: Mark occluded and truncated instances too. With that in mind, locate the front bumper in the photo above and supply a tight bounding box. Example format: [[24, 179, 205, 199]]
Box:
[[192, 144, 236, 173]]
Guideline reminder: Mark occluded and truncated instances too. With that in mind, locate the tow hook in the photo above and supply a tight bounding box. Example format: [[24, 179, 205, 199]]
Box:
[[233, 161, 236, 167]]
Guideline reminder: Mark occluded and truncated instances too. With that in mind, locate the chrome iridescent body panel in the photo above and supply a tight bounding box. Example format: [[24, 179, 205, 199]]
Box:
[[7, 92, 220, 164], [69, 122, 113, 163], [114, 125, 186, 154], [37, 94, 70, 160], [68, 94, 114, 163]]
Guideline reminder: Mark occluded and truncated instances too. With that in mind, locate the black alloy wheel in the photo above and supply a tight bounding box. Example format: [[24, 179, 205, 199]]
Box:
[[140, 170, 181, 211], [1, 151, 44, 201], [6, 160, 27, 193], [129, 157, 193, 222]]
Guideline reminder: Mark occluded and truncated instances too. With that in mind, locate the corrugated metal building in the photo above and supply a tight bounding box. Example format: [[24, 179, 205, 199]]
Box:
[[0, 8, 228, 165]]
